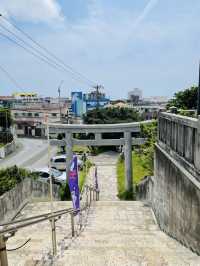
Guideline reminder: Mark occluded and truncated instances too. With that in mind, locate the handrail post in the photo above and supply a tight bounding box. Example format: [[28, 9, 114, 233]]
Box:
[[96, 190, 98, 201], [86, 187, 89, 207], [93, 189, 95, 201], [89, 187, 92, 205], [0, 235, 8, 266], [79, 211, 82, 230], [51, 218, 57, 256], [71, 213, 75, 237]]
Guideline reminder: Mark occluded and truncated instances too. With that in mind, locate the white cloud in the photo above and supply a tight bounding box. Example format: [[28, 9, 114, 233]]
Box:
[[0, 0, 64, 23], [130, 0, 159, 31]]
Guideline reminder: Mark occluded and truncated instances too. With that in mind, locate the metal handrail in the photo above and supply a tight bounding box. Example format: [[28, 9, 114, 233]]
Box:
[[0, 208, 74, 227], [0, 184, 99, 266], [0, 186, 98, 228], [0, 208, 75, 236], [0, 185, 98, 236]]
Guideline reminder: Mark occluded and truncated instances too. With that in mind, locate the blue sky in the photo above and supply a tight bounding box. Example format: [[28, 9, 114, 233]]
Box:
[[0, 0, 200, 99]]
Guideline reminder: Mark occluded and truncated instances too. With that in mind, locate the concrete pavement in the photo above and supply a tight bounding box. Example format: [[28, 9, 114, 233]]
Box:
[[88, 151, 119, 200], [0, 138, 56, 169]]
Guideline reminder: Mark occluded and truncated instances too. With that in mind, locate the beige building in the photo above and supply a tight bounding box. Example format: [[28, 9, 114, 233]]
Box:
[[12, 103, 69, 137]]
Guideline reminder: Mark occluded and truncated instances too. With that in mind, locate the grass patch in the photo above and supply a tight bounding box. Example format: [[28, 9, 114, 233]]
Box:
[[73, 145, 89, 154], [117, 152, 150, 200], [79, 160, 93, 191], [57, 145, 89, 155]]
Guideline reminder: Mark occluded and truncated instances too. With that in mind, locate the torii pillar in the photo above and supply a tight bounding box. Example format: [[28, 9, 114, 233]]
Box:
[[124, 131, 133, 193], [65, 132, 73, 179]]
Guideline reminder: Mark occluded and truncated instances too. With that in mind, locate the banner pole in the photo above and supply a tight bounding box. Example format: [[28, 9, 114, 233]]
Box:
[[45, 114, 56, 255], [46, 114, 53, 213]]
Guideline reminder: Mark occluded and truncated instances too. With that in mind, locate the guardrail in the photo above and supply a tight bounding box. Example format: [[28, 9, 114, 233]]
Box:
[[0, 184, 99, 266], [158, 112, 200, 178]]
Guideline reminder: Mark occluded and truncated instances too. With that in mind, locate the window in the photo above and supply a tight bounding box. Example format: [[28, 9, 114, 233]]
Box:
[[40, 172, 49, 178], [34, 113, 39, 117], [52, 113, 57, 117], [28, 113, 32, 117], [54, 158, 66, 163]]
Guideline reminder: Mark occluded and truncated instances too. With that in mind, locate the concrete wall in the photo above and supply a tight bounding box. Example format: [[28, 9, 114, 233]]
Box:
[[137, 113, 200, 254], [0, 140, 16, 159], [136, 176, 154, 203], [0, 179, 60, 223]]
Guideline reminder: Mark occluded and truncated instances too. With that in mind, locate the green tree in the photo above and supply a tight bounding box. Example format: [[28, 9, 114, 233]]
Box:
[[0, 108, 12, 129], [83, 107, 141, 124], [167, 86, 197, 110], [139, 121, 157, 175], [0, 108, 13, 144], [0, 166, 37, 196]]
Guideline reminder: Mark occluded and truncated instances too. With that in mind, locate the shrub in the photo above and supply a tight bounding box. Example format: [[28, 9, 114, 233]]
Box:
[[0, 166, 37, 196]]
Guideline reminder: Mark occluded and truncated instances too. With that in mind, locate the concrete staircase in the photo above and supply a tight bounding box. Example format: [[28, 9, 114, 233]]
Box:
[[5, 151, 200, 266], [57, 201, 200, 266], [5, 200, 200, 266], [6, 201, 73, 266]]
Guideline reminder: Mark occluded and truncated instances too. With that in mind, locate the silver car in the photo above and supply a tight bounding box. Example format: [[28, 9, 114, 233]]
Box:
[[50, 155, 83, 171], [31, 167, 66, 185]]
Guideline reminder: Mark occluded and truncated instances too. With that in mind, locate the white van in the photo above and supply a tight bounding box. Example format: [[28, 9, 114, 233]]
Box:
[[50, 155, 83, 171]]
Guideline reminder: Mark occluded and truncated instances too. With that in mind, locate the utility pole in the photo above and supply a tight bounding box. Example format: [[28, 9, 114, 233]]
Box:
[[58, 80, 64, 121], [93, 85, 103, 110], [5, 109, 8, 144], [198, 62, 200, 116]]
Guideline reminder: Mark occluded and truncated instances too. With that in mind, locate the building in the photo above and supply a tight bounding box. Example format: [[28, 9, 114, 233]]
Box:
[[131, 104, 166, 120], [71, 92, 86, 117], [142, 96, 168, 103], [128, 89, 143, 104], [71, 90, 110, 117], [0, 96, 16, 108], [9, 93, 70, 137], [84, 90, 110, 111], [12, 104, 69, 137]]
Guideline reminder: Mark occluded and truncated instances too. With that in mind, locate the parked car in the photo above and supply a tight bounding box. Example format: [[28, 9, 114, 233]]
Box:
[[50, 155, 83, 171], [31, 167, 66, 185]]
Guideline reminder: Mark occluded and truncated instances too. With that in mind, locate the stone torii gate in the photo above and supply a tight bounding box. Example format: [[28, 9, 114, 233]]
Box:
[[48, 122, 146, 193]]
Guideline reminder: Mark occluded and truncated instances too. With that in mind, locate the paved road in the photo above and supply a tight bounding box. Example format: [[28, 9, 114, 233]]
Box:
[[0, 138, 56, 169]]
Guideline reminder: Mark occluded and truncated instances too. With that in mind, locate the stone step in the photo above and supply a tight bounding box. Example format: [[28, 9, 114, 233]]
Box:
[[6, 201, 74, 266], [56, 248, 200, 266], [5, 198, 200, 265], [56, 200, 200, 266]]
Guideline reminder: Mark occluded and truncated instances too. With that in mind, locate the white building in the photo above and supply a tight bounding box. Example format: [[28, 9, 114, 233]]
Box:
[[128, 89, 143, 103]]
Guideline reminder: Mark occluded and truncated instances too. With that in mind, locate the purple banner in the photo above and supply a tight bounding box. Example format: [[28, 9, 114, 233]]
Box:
[[68, 155, 80, 211]]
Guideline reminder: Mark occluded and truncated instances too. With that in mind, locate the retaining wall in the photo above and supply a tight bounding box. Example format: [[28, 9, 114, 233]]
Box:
[[0, 179, 60, 223], [0, 140, 16, 158], [137, 113, 200, 254]]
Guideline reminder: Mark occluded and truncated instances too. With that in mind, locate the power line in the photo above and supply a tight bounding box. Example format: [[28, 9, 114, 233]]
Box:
[[0, 23, 70, 73], [0, 64, 22, 89], [0, 14, 97, 87], [0, 31, 63, 72], [0, 31, 91, 86], [0, 21, 93, 87]]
